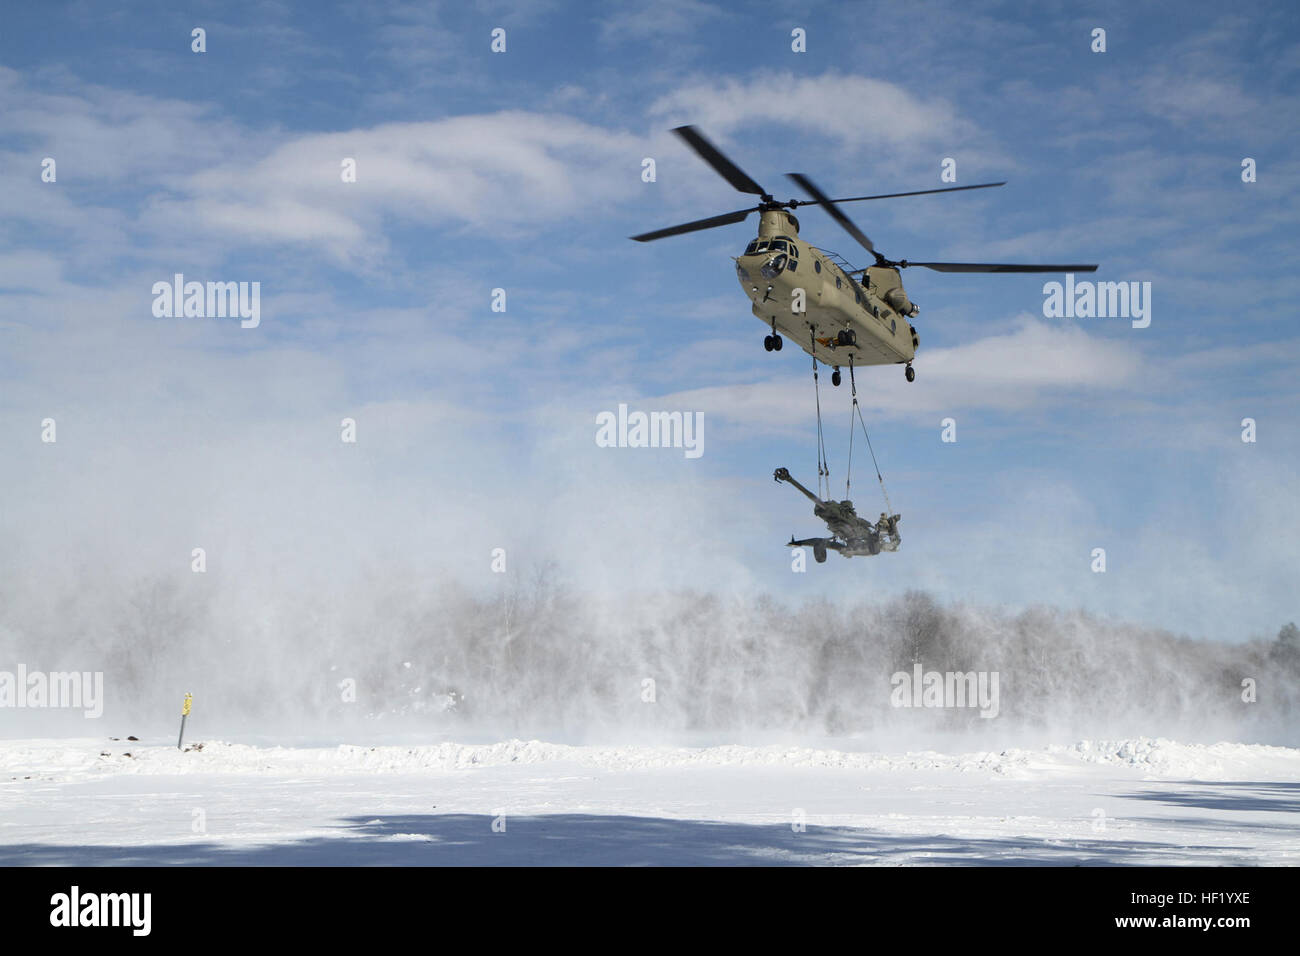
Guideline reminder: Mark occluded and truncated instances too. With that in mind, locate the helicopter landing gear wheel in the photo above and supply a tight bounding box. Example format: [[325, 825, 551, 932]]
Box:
[[905, 364, 915, 382], [813, 542, 828, 564], [836, 329, 856, 347], [765, 317, 784, 353], [831, 368, 842, 387]]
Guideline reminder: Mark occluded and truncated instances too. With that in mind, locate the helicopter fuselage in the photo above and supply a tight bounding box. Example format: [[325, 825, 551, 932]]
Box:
[[736, 209, 918, 371]]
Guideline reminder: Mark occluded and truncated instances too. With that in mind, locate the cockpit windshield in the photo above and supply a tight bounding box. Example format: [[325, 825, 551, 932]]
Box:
[[745, 237, 798, 256]]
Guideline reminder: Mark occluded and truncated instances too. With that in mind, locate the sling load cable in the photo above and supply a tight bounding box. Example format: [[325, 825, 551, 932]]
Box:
[[810, 326, 831, 500], [845, 360, 894, 517]]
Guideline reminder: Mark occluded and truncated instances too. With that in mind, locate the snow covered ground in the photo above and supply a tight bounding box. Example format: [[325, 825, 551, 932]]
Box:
[[2, 736, 1297, 865]]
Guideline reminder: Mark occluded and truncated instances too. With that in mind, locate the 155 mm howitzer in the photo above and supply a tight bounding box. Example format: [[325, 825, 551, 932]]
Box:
[[773, 466, 900, 562]]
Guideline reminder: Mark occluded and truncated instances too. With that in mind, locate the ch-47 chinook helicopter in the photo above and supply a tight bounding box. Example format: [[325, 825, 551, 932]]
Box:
[[632, 126, 1098, 386]]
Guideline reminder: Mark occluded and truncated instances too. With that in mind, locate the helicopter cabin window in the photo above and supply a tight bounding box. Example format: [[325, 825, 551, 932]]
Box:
[[768, 240, 788, 254], [814, 260, 821, 273], [745, 240, 771, 255], [835, 276, 842, 289]]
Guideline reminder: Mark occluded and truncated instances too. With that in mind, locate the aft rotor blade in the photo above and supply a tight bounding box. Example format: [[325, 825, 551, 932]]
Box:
[[786, 172, 877, 256], [674, 126, 770, 198], [630, 207, 755, 242], [905, 262, 1099, 273], [811, 182, 1006, 205]]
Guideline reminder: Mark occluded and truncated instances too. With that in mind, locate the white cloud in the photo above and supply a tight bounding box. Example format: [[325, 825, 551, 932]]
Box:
[[653, 315, 1140, 429], [599, 0, 723, 44], [649, 71, 990, 157], [0, 66, 255, 183], [145, 113, 643, 263]]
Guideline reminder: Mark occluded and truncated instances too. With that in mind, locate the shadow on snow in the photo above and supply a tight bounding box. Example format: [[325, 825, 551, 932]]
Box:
[[0, 813, 1262, 866]]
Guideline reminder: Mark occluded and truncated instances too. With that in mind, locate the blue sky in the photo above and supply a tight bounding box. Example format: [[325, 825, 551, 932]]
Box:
[[1, 0, 1297, 643]]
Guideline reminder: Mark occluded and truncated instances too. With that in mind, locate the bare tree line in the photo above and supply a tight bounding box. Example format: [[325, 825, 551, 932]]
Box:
[[2, 567, 1295, 745]]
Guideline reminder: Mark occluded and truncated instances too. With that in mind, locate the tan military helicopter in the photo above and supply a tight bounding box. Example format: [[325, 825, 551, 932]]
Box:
[[633, 126, 1097, 386]]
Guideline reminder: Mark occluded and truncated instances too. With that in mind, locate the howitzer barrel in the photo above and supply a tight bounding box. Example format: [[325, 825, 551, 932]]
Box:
[[773, 467, 821, 503]]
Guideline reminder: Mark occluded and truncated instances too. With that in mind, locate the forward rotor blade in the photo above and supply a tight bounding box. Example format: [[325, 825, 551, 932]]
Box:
[[904, 262, 1099, 273], [810, 182, 1006, 205], [674, 126, 770, 198], [786, 172, 877, 256], [630, 207, 755, 242]]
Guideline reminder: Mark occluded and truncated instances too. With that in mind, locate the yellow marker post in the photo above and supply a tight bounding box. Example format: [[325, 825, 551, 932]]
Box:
[[178, 692, 193, 750]]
